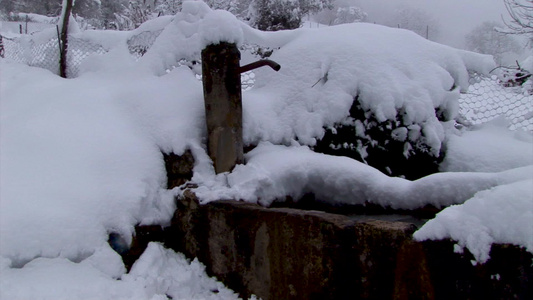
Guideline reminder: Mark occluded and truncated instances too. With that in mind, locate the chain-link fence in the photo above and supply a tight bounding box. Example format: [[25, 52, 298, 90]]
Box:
[[2, 34, 61, 74], [2, 29, 532, 131], [1, 33, 107, 77], [127, 29, 163, 59], [0, 29, 162, 77], [65, 36, 107, 77], [0, 28, 261, 89]]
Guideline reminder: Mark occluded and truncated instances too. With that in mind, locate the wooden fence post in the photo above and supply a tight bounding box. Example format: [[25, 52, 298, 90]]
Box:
[[0, 35, 4, 58], [202, 42, 244, 174], [59, 0, 74, 78]]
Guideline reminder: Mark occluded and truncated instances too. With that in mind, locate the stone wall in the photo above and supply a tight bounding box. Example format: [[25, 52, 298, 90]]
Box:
[[158, 191, 532, 300]]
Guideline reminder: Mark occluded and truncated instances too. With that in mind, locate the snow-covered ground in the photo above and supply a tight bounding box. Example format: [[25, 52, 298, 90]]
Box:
[[1, 242, 243, 300], [1, 1, 532, 299]]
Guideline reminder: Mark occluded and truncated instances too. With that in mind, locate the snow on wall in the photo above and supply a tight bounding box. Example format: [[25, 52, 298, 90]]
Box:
[[414, 179, 533, 263], [194, 142, 533, 209]]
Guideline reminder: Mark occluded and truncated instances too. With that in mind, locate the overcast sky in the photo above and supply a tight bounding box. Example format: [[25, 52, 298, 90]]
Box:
[[356, 0, 509, 48]]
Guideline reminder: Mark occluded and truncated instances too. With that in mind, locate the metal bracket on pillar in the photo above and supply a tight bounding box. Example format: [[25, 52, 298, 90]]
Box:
[[238, 60, 281, 74], [202, 42, 280, 174]]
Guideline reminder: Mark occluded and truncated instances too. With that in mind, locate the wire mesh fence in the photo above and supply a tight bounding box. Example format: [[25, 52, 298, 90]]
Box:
[[460, 73, 533, 131], [1, 33, 107, 76], [2, 34, 61, 74], [65, 36, 107, 77], [0, 29, 160, 76], [127, 29, 163, 59], [1, 30, 532, 132]]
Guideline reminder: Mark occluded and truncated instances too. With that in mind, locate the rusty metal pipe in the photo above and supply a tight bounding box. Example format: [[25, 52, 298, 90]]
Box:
[[238, 59, 281, 74]]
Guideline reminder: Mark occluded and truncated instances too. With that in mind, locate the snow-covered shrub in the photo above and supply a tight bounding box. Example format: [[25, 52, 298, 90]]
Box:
[[333, 6, 367, 25], [243, 23, 493, 179], [497, 65, 531, 87], [155, 0, 183, 16], [314, 98, 447, 179], [248, 0, 302, 31], [493, 63, 532, 96], [247, 0, 333, 31]]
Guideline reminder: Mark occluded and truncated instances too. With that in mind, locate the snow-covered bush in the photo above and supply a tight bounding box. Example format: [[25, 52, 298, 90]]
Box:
[[313, 4, 367, 26], [333, 6, 366, 25], [240, 23, 494, 179], [247, 0, 333, 31], [494, 62, 532, 94], [155, 0, 183, 16], [314, 98, 446, 179], [248, 0, 302, 31]]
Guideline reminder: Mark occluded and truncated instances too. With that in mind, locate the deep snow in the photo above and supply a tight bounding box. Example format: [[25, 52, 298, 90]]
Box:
[[1, 1, 532, 298], [1, 242, 242, 300]]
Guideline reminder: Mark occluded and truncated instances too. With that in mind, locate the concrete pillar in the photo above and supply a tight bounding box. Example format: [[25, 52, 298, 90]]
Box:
[[201, 42, 244, 174]]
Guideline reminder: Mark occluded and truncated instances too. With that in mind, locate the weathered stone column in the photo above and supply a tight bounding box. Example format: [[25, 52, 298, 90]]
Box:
[[202, 42, 243, 174]]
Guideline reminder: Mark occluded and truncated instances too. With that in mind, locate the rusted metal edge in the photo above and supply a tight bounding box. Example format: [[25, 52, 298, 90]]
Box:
[[238, 59, 281, 74]]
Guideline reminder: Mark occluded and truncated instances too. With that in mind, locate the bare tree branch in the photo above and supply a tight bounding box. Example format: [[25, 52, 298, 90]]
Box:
[[500, 0, 533, 35]]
